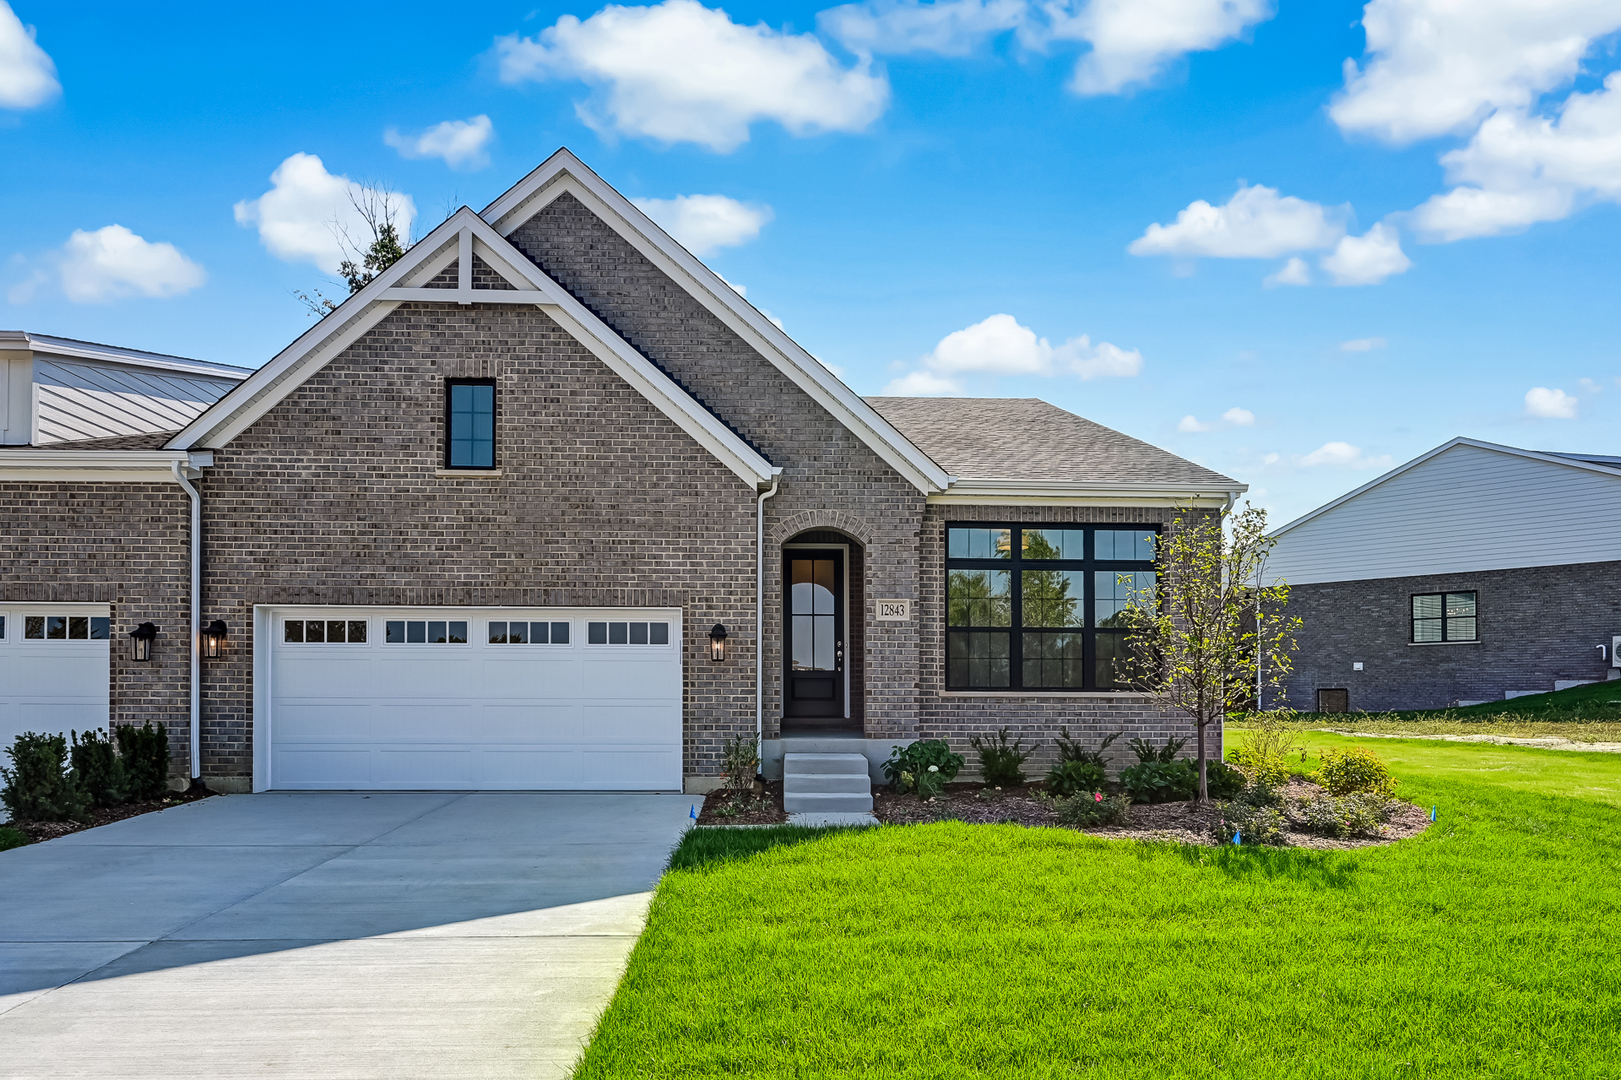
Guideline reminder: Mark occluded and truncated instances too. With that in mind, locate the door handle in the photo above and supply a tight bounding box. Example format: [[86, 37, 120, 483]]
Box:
[[835, 640, 843, 671]]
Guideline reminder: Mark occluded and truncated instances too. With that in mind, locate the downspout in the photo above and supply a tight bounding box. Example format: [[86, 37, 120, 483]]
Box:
[[755, 474, 781, 744], [171, 460, 202, 786]]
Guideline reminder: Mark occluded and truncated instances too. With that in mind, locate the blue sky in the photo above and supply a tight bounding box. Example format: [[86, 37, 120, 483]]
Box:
[[4, 0, 1621, 525]]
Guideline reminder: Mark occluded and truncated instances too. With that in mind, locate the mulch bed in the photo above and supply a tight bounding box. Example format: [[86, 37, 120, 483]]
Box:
[[3, 786, 217, 846], [695, 780, 788, 826], [872, 778, 1432, 849]]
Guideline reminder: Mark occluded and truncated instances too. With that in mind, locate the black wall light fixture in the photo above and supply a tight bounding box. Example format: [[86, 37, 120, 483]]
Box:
[[129, 622, 158, 662], [203, 620, 228, 659], [709, 624, 728, 662]]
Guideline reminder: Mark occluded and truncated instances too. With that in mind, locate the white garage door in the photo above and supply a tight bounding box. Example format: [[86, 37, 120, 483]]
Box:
[[260, 607, 683, 791], [0, 604, 112, 750]]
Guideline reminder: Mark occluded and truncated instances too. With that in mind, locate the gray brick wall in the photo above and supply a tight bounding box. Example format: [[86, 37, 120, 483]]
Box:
[[1280, 561, 1621, 712], [0, 481, 192, 776]]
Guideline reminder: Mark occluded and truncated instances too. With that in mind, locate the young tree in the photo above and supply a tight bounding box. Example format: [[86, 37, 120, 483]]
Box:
[[1117, 502, 1301, 803], [294, 184, 411, 318]]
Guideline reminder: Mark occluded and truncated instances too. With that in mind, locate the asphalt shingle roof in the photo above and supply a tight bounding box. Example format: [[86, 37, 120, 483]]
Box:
[[30, 431, 181, 451], [866, 397, 1239, 488]]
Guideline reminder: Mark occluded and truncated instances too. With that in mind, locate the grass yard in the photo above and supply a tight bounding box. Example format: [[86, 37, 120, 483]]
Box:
[[574, 733, 1621, 1079]]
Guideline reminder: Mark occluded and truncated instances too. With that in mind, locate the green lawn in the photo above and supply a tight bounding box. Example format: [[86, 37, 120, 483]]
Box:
[[575, 733, 1621, 1079]]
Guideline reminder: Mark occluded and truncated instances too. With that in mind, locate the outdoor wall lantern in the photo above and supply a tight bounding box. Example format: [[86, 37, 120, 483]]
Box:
[[709, 623, 728, 662], [129, 622, 158, 662], [203, 620, 228, 659]]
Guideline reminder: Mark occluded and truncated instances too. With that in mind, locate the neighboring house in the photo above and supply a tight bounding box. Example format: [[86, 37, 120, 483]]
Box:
[[1265, 437, 1621, 713], [0, 149, 1243, 796]]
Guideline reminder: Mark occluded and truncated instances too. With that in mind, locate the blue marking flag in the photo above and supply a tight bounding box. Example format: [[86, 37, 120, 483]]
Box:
[[1233, 830, 1241, 845], [690, 804, 698, 820], [1430, 806, 1437, 822]]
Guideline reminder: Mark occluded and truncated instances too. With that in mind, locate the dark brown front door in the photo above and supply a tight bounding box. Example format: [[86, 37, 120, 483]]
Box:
[[784, 551, 845, 720]]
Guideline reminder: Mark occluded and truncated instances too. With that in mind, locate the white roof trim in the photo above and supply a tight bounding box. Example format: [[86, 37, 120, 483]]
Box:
[[0, 448, 207, 483], [932, 477, 1246, 507], [1269, 436, 1621, 538], [165, 210, 776, 490], [481, 149, 952, 494], [0, 331, 252, 381]]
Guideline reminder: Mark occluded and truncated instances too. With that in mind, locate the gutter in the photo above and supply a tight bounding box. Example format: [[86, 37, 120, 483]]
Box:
[[171, 460, 204, 786], [755, 472, 782, 744]]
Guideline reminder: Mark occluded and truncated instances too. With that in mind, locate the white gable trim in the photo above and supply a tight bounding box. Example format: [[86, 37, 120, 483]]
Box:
[[932, 477, 1245, 508], [481, 149, 952, 494], [165, 209, 778, 491], [1270, 437, 1621, 539]]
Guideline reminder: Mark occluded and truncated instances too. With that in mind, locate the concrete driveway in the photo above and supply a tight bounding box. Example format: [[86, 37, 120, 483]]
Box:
[[0, 792, 695, 1079]]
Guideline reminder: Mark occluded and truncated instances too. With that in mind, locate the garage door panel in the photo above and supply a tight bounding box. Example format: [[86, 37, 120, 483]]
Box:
[[13, 655, 110, 697], [268, 607, 681, 791]]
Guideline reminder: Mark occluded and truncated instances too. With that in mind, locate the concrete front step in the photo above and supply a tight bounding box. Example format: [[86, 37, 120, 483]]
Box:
[[783, 791, 874, 814], [783, 752, 869, 775], [784, 771, 869, 794]]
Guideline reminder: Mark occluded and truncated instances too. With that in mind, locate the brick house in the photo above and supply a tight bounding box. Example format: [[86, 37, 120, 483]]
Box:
[[0, 149, 1243, 795], [1266, 437, 1621, 712]]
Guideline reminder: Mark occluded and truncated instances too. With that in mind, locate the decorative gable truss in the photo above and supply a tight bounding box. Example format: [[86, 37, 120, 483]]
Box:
[[166, 208, 781, 491]]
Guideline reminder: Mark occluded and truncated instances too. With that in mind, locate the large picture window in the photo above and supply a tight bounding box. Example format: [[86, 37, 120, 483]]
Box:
[[445, 379, 496, 469], [946, 525, 1157, 691], [1412, 591, 1477, 642]]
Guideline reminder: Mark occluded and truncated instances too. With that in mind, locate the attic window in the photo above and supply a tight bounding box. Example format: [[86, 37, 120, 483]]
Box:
[[445, 379, 495, 469]]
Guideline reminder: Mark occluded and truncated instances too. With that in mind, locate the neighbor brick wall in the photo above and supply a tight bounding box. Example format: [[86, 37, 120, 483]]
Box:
[[0, 481, 191, 775], [1280, 561, 1621, 712], [918, 504, 1219, 775]]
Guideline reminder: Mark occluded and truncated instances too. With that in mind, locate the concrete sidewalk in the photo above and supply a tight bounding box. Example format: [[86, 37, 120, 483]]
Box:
[[0, 792, 695, 1079]]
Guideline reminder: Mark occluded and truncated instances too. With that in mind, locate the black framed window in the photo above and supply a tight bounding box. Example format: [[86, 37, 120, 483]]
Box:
[[1412, 591, 1477, 642], [445, 379, 496, 469], [946, 525, 1157, 691]]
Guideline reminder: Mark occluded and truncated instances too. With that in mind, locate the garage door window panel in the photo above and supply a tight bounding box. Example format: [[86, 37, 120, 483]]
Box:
[[588, 621, 670, 646], [22, 615, 108, 641]]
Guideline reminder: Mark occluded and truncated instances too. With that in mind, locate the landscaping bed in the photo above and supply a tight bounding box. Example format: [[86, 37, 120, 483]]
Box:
[[694, 779, 786, 826], [3, 786, 216, 847], [872, 778, 1431, 849]]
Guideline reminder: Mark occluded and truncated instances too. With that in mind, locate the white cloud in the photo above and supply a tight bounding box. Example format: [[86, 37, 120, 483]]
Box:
[[1408, 72, 1621, 241], [1525, 386, 1578, 418], [1299, 441, 1394, 469], [0, 1, 58, 109], [882, 369, 965, 395], [1130, 184, 1344, 259], [1178, 414, 1213, 432], [384, 115, 495, 170], [1263, 256, 1310, 286], [884, 312, 1141, 394], [819, 0, 1025, 56], [234, 153, 416, 274], [1340, 336, 1387, 352], [495, 0, 888, 152], [1330, 0, 1621, 145], [1179, 405, 1253, 433], [1579, 376, 1603, 394], [1040, 0, 1275, 95], [1320, 222, 1411, 285], [1223, 406, 1255, 426], [632, 193, 773, 256], [10, 225, 207, 303]]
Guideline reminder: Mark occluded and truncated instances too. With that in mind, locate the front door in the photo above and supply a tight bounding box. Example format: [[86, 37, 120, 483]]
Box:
[[784, 551, 845, 720]]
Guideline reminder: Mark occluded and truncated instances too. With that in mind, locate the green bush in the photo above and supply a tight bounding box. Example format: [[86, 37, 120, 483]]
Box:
[[1055, 790, 1131, 827], [1227, 711, 1303, 786], [1128, 735, 1188, 764], [1203, 759, 1246, 800], [1236, 779, 1283, 808], [1121, 759, 1198, 803], [1293, 792, 1395, 838], [116, 722, 171, 801], [1, 732, 90, 824], [1315, 746, 1398, 796], [1212, 800, 1287, 846], [0, 825, 27, 851], [969, 728, 1037, 787], [883, 739, 964, 799], [1045, 758, 1107, 798], [70, 728, 127, 809], [1055, 727, 1121, 766]]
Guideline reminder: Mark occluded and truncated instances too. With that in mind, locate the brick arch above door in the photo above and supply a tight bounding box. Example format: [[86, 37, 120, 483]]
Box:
[[769, 509, 876, 550]]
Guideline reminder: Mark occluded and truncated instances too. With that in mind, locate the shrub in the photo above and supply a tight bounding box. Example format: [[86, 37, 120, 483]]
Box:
[[1055, 727, 1122, 766], [0, 825, 27, 851], [1203, 759, 1246, 800], [1316, 746, 1398, 796], [1055, 790, 1131, 827], [1211, 800, 1287, 846], [721, 733, 759, 795], [1293, 792, 1396, 838], [1236, 779, 1283, 808], [116, 722, 171, 801], [1, 732, 90, 824], [1121, 759, 1198, 803], [1227, 710, 1303, 787], [1128, 735, 1188, 764], [883, 739, 964, 799], [969, 728, 1037, 788], [70, 728, 127, 809], [1046, 759, 1107, 798]]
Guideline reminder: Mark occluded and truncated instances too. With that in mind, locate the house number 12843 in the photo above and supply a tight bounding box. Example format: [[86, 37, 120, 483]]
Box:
[[876, 600, 911, 621]]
